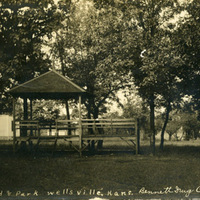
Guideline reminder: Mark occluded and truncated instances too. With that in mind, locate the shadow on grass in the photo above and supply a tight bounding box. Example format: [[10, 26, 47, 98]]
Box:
[[0, 141, 200, 159]]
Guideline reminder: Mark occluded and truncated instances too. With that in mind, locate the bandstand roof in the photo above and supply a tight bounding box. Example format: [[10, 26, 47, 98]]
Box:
[[9, 70, 86, 100]]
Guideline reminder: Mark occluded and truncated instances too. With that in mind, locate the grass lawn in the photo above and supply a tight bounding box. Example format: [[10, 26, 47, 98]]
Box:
[[0, 139, 200, 199]]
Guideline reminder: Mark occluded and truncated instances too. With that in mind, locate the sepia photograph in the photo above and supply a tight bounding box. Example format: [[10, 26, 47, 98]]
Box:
[[0, 0, 200, 200]]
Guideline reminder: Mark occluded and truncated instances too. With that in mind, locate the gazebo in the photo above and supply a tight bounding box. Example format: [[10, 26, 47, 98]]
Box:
[[9, 70, 140, 155], [9, 70, 86, 154]]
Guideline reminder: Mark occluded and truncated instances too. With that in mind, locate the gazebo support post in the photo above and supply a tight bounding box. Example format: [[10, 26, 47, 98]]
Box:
[[78, 95, 82, 156], [22, 97, 28, 137], [30, 99, 33, 136], [13, 98, 16, 154], [30, 99, 33, 120], [29, 99, 33, 151], [19, 97, 28, 151]]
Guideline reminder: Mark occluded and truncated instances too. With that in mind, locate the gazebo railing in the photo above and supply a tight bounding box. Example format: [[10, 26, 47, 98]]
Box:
[[13, 118, 140, 155], [81, 118, 136, 136], [15, 120, 40, 137], [55, 119, 79, 136], [14, 118, 137, 137]]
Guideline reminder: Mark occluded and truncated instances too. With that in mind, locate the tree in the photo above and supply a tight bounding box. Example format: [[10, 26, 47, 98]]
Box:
[[175, 0, 200, 119], [177, 99, 200, 140], [51, 0, 131, 120], [32, 100, 61, 121], [157, 111, 180, 141], [0, 0, 62, 114], [122, 88, 150, 139], [110, 0, 190, 154]]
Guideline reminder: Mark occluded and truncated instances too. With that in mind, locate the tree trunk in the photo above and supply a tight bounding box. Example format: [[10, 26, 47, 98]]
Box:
[[149, 94, 156, 155], [65, 100, 70, 119], [22, 97, 28, 137], [58, 48, 71, 134], [86, 99, 96, 152], [88, 100, 98, 152], [92, 105, 103, 149], [93, 107, 103, 149], [169, 134, 172, 141], [87, 97, 93, 134], [160, 102, 171, 151]]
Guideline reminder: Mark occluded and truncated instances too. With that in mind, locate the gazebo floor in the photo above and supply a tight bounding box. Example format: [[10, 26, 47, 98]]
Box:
[[13, 135, 137, 155]]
